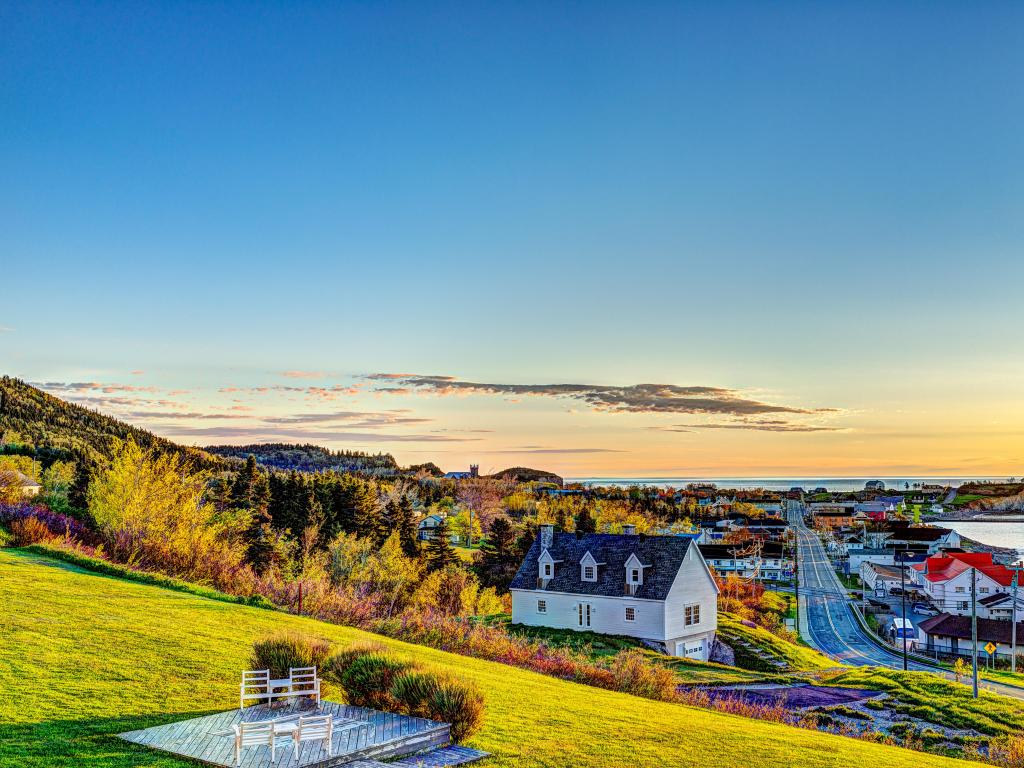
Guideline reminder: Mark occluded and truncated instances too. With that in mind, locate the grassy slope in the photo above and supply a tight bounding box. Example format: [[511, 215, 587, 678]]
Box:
[[0, 549, 976, 768], [717, 613, 838, 673]]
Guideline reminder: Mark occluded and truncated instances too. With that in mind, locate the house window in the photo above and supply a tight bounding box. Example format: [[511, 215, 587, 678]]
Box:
[[630, 569, 640, 582], [955, 586, 965, 593], [980, 587, 990, 594], [957, 601, 968, 611], [544, 563, 552, 577], [583, 565, 595, 581], [624, 606, 636, 622], [538, 600, 547, 613], [685, 604, 701, 626]]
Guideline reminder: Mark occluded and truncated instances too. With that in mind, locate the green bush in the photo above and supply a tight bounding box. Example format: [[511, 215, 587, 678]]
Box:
[[336, 652, 413, 710], [250, 632, 333, 678], [390, 670, 440, 718], [323, 644, 485, 741], [425, 676, 485, 741]]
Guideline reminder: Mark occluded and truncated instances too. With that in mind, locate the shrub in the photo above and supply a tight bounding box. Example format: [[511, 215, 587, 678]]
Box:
[[336, 653, 414, 710], [9, 516, 52, 546], [250, 633, 333, 678], [426, 676, 485, 741], [390, 670, 440, 718], [322, 641, 388, 682], [607, 649, 678, 701]]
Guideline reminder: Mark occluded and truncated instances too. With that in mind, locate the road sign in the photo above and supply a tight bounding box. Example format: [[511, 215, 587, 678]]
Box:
[[985, 642, 997, 655]]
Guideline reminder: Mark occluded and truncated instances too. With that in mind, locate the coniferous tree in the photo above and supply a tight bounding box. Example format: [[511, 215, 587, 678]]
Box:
[[574, 507, 597, 534], [385, 494, 420, 558], [426, 518, 459, 572], [476, 515, 520, 590]]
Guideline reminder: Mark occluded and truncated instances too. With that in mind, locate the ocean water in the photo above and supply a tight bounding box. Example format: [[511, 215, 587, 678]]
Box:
[[943, 522, 1024, 558], [566, 477, 1000, 492]]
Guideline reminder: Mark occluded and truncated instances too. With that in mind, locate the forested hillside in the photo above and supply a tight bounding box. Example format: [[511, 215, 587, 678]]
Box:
[[205, 442, 398, 475], [0, 376, 227, 469]]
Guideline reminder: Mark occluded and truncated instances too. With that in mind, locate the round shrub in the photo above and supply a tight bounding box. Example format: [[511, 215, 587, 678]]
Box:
[[322, 641, 389, 683], [250, 632, 333, 678], [337, 653, 414, 710], [9, 516, 52, 546]]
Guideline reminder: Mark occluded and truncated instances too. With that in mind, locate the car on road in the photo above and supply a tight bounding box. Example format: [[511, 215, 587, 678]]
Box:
[[888, 586, 907, 596], [912, 603, 939, 616]]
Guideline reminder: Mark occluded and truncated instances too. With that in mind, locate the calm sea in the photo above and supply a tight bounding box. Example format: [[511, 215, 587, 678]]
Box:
[[943, 522, 1024, 558], [566, 477, 1001, 492]]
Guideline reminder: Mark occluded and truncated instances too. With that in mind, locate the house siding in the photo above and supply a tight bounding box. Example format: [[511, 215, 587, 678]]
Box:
[[510, 589, 666, 642]]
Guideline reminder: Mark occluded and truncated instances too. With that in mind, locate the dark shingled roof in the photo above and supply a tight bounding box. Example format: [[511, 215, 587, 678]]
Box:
[[509, 532, 696, 600], [698, 541, 785, 560], [918, 613, 1024, 644]]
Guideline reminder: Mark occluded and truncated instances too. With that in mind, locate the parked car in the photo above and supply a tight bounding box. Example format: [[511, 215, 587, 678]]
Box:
[[912, 603, 939, 616], [888, 586, 906, 596]]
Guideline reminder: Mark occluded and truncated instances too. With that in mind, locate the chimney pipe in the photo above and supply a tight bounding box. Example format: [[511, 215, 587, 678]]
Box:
[[540, 524, 554, 549], [622, 524, 637, 535]]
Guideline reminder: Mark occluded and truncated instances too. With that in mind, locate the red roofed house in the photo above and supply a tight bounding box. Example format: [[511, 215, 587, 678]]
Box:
[[910, 552, 1015, 616]]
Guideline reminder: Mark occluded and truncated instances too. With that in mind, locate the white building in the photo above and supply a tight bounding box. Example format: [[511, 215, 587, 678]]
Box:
[[510, 525, 719, 660]]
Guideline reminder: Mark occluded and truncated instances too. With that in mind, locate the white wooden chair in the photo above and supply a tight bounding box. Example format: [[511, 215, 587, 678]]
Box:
[[288, 667, 321, 706], [232, 720, 278, 766], [289, 714, 333, 760], [240, 669, 272, 710]]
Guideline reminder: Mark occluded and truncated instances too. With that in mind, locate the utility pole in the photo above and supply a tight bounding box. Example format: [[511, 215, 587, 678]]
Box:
[[1013, 569, 1020, 674], [900, 548, 908, 671], [972, 566, 979, 699]]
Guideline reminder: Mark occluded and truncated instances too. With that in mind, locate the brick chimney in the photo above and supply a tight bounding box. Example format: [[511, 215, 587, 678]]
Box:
[[540, 524, 554, 549]]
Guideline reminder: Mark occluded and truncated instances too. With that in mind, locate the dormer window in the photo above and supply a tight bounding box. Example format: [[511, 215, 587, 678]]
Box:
[[538, 548, 562, 583], [580, 551, 603, 583], [544, 563, 552, 577], [630, 569, 640, 583]]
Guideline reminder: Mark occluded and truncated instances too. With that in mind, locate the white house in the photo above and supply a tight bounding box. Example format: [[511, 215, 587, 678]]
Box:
[[860, 562, 907, 595], [510, 525, 719, 660], [910, 552, 1014, 615]]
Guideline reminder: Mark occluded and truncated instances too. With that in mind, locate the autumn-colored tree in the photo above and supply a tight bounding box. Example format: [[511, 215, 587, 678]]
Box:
[[87, 439, 246, 582]]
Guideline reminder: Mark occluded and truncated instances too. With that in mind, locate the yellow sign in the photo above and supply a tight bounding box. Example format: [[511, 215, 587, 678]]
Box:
[[985, 642, 997, 655]]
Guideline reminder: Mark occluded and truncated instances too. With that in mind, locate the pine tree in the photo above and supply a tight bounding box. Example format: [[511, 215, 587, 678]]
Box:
[[574, 507, 597, 534], [476, 515, 520, 589], [385, 494, 420, 558], [426, 518, 459, 572]]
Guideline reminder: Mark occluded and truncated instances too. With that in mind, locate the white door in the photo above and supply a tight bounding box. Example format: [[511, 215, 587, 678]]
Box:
[[578, 602, 592, 628], [677, 640, 706, 661]]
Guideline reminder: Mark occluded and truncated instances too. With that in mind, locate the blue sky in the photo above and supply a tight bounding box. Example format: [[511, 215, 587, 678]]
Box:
[[3, 2, 1023, 475]]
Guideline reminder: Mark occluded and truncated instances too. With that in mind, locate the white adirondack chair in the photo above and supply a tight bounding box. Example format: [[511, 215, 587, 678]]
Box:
[[289, 714, 333, 760], [288, 667, 321, 706], [233, 720, 278, 766], [240, 669, 271, 710]]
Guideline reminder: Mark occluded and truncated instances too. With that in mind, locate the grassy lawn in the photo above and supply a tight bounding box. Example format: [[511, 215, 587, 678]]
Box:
[[951, 494, 985, 507], [0, 547, 981, 768], [824, 667, 1024, 736], [452, 545, 478, 563], [500, 618, 786, 685], [834, 571, 861, 590]]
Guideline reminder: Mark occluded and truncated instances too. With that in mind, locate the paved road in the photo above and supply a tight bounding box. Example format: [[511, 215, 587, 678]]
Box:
[[789, 504, 932, 668], [788, 502, 1024, 699]]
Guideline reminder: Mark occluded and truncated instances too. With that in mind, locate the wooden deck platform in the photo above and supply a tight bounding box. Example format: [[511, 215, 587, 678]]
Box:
[[120, 701, 450, 767]]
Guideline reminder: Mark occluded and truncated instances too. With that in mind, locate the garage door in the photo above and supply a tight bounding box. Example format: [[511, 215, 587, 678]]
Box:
[[676, 639, 706, 661]]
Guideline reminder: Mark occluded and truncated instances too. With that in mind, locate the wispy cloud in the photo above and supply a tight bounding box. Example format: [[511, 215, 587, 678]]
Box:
[[655, 420, 844, 433], [279, 370, 329, 379], [127, 410, 251, 421], [220, 384, 360, 400], [130, 370, 145, 375], [260, 410, 431, 428], [35, 381, 160, 394], [365, 374, 832, 417], [0, 326, 13, 333], [159, 425, 476, 443], [483, 447, 626, 454]]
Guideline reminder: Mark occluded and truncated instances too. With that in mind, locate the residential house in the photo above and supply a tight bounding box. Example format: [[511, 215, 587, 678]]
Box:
[[860, 562, 907, 596], [918, 613, 1024, 659], [417, 513, 446, 541], [699, 540, 791, 581], [814, 510, 856, 531], [510, 525, 719, 660], [910, 552, 1015, 615], [978, 592, 1024, 621]]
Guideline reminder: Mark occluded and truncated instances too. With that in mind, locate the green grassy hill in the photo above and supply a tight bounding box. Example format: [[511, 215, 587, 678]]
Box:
[[0, 548, 978, 768]]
